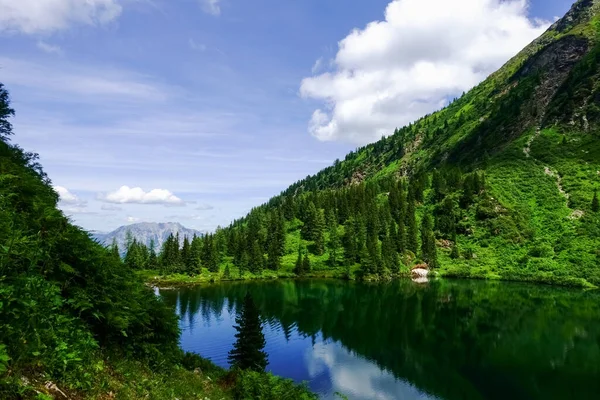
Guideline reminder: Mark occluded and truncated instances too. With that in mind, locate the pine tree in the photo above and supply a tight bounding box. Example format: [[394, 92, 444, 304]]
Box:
[[148, 239, 158, 269], [223, 264, 231, 279], [249, 240, 264, 273], [190, 235, 202, 274], [327, 211, 340, 268], [293, 247, 304, 276], [450, 232, 460, 259], [266, 239, 281, 271], [342, 217, 357, 266], [406, 193, 418, 255], [592, 189, 599, 212], [313, 209, 326, 255], [181, 237, 191, 274], [302, 253, 311, 274], [301, 202, 325, 255], [227, 293, 268, 372], [421, 215, 438, 268], [110, 238, 121, 263]]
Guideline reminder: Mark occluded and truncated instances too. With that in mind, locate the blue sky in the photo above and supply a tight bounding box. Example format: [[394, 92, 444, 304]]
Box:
[[0, 0, 574, 233]]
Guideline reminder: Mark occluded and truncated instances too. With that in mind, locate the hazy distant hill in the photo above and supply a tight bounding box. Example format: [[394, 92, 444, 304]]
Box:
[[93, 222, 203, 253]]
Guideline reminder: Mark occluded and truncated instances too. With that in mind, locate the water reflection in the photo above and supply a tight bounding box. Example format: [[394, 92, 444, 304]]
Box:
[[161, 280, 600, 400], [307, 342, 437, 400]]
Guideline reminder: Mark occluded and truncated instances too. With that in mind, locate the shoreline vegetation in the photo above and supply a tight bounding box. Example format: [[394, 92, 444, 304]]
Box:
[[138, 264, 596, 290]]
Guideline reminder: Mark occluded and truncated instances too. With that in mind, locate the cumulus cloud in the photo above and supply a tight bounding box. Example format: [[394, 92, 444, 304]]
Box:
[[54, 185, 87, 206], [100, 185, 185, 205], [300, 0, 550, 144], [200, 0, 221, 16], [0, 0, 123, 34], [37, 41, 63, 54]]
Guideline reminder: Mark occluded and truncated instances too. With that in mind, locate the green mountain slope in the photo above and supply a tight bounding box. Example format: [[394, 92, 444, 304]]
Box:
[[207, 0, 600, 288]]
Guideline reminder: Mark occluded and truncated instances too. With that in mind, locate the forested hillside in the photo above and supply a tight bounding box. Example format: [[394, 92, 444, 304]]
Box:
[[133, 0, 600, 288]]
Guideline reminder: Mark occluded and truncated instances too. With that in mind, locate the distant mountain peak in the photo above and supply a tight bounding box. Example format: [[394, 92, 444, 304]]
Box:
[[93, 222, 203, 254]]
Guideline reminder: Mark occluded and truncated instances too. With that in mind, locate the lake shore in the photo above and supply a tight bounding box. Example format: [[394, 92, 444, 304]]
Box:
[[138, 266, 597, 289]]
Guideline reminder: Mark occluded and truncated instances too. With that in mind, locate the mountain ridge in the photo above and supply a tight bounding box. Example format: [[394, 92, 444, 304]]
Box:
[[94, 222, 203, 254]]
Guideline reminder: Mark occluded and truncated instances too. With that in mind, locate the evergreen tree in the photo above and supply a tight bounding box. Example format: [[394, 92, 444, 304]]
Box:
[[302, 253, 311, 274], [147, 239, 158, 269], [293, 247, 304, 276], [181, 236, 192, 273], [342, 218, 358, 266], [592, 189, 599, 212], [227, 293, 268, 372], [421, 215, 438, 268], [223, 264, 231, 279], [248, 240, 264, 273], [326, 209, 341, 268], [266, 239, 281, 271], [301, 202, 325, 255], [190, 235, 202, 274], [450, 232, 460, 259], [406, 193, 418, 254], [110, 238, 121, 263]]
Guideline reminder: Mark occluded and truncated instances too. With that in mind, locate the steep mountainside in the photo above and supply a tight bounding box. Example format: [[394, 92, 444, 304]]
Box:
[[220, 0, 600, 287], [94, 222, 203, 254]]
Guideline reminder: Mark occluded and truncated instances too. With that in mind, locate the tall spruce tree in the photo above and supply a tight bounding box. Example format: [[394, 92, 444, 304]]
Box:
[[302, 253, 311, 274], [181, 236, 192, 273], [293, 247, 304, 276], [147, 239, 158, 269], [592, 189, 599, 212], [450, 232, 460, 259], [227, 293, 268, 372], [110, 238, 121, 263], [406, 190, 418, 255], [421, 214, 438, 268]]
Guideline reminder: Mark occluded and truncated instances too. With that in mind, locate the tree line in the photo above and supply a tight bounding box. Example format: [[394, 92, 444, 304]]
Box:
[[121, 168, 497, 277]]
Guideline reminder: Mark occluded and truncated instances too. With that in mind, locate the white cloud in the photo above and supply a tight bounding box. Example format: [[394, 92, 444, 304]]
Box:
[[300, 0, 550, 144], [189, 38, 207, 51], [0, 0, 123, 35], [126, 216, 140, 223], [306, 342, 436, 400], [53, 185, 88, 207], [0, 57, 169, 101], [100, 186, 185, 205], [311, 57, 324, 74], [195, 203, 215, 211], [200, 0, 221, 16], [36, 41, 63, 54]]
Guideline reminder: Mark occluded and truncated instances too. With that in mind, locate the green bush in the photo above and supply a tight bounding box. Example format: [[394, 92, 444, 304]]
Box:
[[232, 370, 317, 400]]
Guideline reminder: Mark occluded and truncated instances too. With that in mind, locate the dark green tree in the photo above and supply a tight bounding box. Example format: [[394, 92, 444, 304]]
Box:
[[227, 293, 268, 372], [147, 239, 158, 269], [110, 238, 121, 263], [293, 247, 304, 276], [406, 193, 418, 254], [421, 215, 438, 268], [302, 253, 311, 274], [450, 232, 460, 259], [181, 236, 192, 273]]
